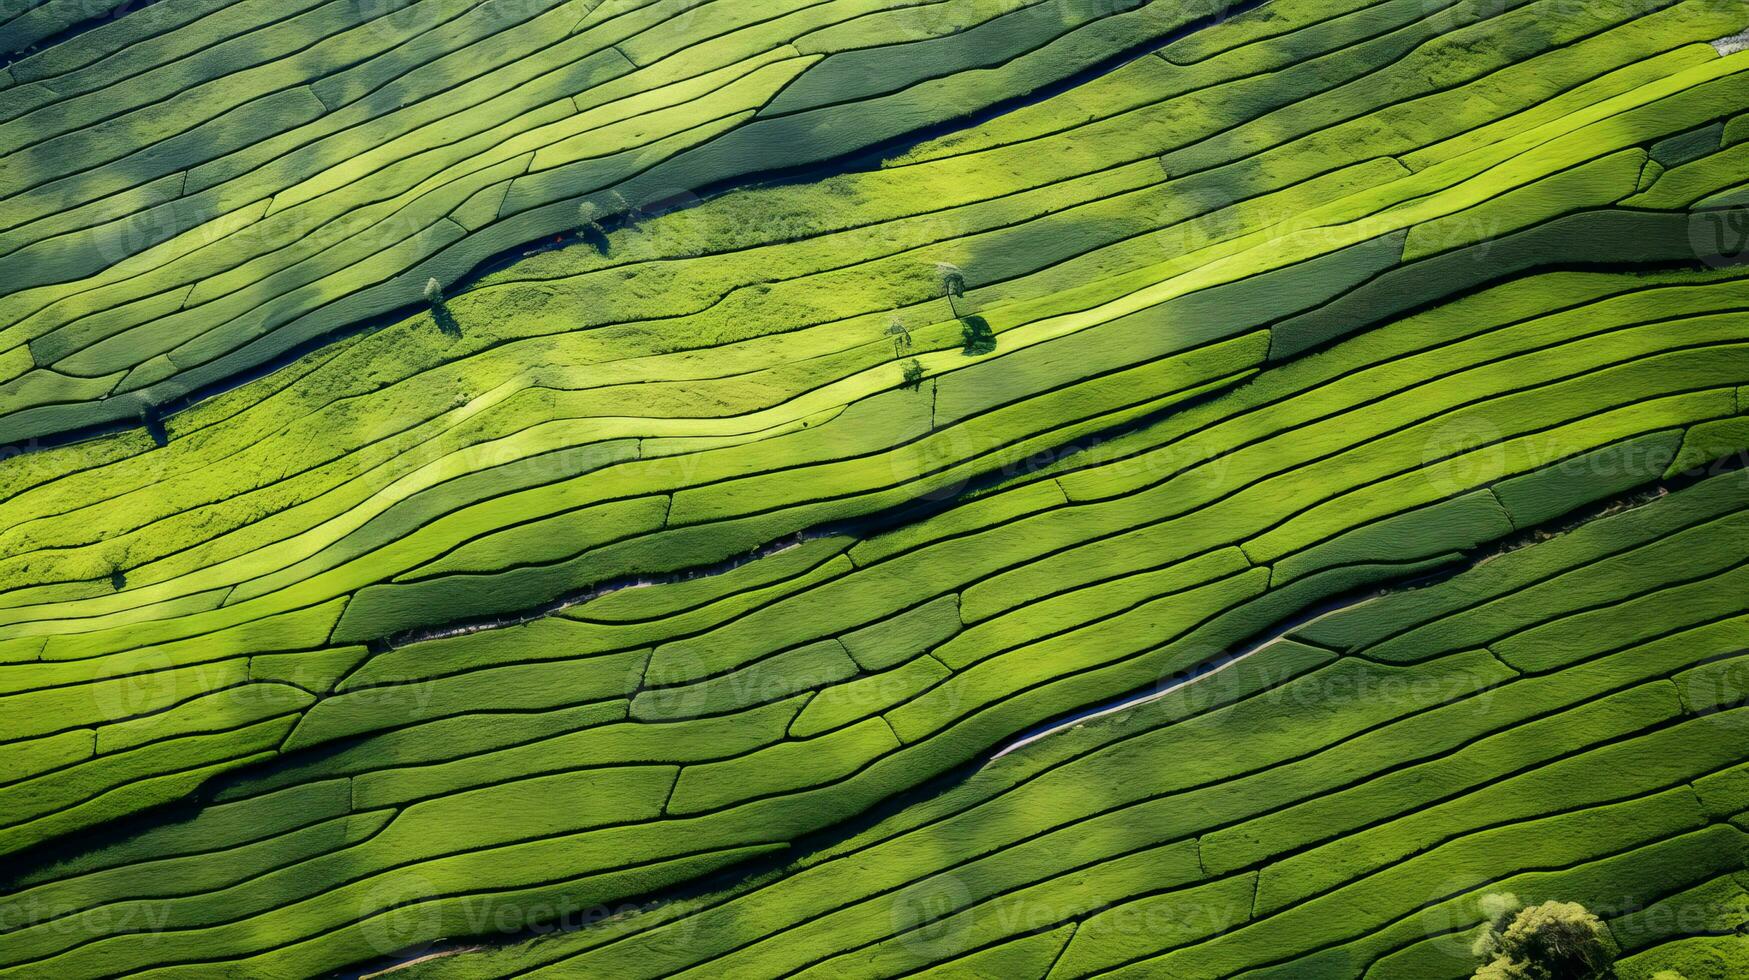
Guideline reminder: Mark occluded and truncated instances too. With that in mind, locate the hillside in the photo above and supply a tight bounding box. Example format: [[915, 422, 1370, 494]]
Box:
[[2, 1, 1748, 978]]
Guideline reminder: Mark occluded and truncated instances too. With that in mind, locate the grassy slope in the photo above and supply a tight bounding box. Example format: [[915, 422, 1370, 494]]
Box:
[[1, 0, 1749, 977], [395, 467, 1749, 980], [0, 0, 1269, 445]]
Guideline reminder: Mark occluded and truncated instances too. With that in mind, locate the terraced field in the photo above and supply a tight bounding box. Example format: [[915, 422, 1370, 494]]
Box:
[[2, 0, 1749, 978]]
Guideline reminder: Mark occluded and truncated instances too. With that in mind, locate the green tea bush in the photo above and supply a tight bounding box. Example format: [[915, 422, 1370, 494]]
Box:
[[1473, 895, 1616, 980]]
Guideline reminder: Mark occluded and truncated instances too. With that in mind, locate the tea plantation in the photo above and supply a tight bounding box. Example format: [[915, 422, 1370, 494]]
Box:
[[2, 0, 1748, 977]]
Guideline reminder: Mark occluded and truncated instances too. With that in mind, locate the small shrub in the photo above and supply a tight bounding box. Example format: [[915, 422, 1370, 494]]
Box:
[[1472, 897, 1614, 980], [960, 315, 996, 356]]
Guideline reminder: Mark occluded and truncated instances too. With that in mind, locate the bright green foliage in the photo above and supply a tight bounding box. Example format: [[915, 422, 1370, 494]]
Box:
[[3, 0, 1749, 977], [1473, 898, 1616, 980]]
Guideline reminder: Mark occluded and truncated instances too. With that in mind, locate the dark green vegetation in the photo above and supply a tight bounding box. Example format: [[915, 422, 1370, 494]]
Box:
[[2, 0, 1749, 977], [389, 466, 1749, 980], [1472, 896, 1616, 979], [0, 0, 1271, 445]]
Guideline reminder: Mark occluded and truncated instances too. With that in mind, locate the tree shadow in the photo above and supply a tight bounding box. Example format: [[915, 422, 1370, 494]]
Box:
[[432, 303, 462, 338], [580, 224, 611, 256], [960, 315, 996, 356], [140, 405, 168, 447]]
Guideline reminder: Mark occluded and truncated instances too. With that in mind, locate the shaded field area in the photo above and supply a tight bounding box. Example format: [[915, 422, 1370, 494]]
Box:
[[2, 0, 1749, 977]]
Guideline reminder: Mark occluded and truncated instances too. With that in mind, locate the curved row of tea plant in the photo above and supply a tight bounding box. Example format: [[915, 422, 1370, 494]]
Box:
[[2, 0, 1749, 977], [4, 0, 1747, 857], [4, 253, 1748, 974], [398, 465, 1749, 980], [0, 0, 1272, 445]]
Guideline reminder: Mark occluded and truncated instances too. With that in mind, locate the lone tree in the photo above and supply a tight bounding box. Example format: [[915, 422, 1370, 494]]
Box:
[[936, 262, 966, 318], [578, 201, 610, 255], [885, 319, 913, 357], [98, 538, 137, 591], [424, 277, 461, 337], [1472, 895, 1615, 980]]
